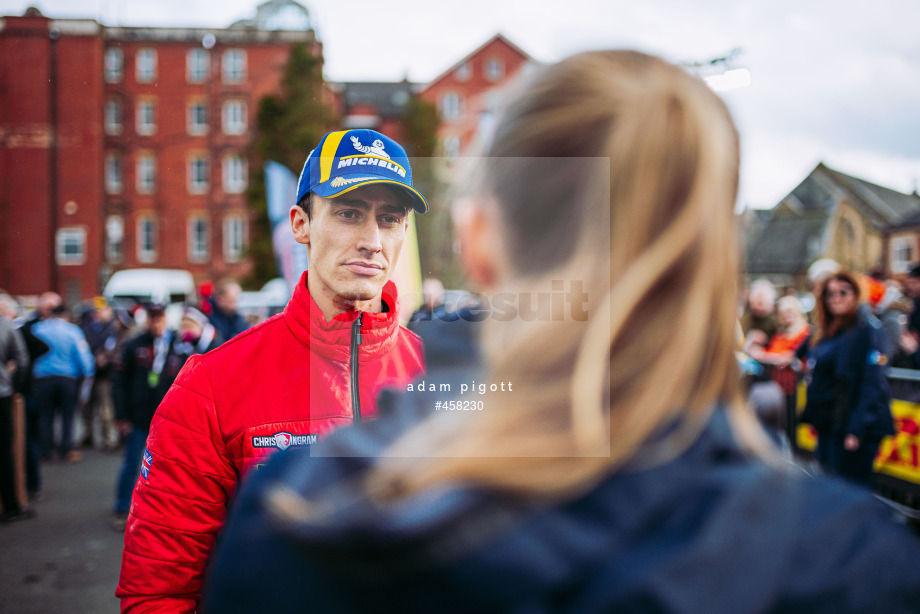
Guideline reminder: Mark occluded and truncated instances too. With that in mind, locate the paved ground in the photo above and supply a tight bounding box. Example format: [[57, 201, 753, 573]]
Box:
[[0, 447, 125, 614]]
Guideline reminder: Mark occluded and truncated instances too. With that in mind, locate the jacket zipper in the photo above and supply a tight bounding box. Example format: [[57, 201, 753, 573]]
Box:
[[350, 312, 363, 423]]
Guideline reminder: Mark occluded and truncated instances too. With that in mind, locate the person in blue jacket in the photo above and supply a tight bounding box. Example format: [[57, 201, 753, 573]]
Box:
[[802, 270, 895, 487], [207, 279, 249, 344], [202, 50, 920, 613]]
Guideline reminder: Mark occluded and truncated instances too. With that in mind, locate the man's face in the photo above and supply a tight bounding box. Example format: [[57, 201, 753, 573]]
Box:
[[302, 184, 409, 305], [748, 289, 775, 318], [147, 314, 167, 338], [905, 276, 920, 298], [216, 284, 241, 313]]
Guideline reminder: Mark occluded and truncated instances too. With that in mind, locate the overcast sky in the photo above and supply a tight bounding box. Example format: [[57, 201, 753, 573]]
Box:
[[3, 0, 919, 210]]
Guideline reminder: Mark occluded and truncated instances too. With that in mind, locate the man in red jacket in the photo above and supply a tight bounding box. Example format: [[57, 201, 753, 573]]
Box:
[[117, 129, 428, 612]]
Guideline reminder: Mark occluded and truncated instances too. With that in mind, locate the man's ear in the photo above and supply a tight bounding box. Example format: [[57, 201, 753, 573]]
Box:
[[453, 197, 501, 290], [290, 205, 310, 246]]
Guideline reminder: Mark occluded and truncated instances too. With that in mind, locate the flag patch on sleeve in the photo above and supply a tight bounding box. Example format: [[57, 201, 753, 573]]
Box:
[[141, 448, 153, 479]]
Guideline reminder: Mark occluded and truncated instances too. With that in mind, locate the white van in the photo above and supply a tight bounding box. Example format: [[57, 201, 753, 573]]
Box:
[[103, 269, 197, 328]]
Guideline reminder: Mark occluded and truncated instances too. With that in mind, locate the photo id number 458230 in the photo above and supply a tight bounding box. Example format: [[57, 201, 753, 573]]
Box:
[[435, 400, 484, 411]]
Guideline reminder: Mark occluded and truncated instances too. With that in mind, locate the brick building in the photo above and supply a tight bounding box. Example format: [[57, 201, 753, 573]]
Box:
[[0, 1, 322, 304], [418, 34, 535, 159]]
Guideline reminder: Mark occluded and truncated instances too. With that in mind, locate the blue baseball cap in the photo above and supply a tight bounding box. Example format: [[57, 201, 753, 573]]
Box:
[[295, 129, 429, 213]]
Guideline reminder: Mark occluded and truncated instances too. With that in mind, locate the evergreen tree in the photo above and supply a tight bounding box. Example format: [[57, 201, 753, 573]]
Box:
[[244, 43, 338, 288], [400, 97, 464, 289]]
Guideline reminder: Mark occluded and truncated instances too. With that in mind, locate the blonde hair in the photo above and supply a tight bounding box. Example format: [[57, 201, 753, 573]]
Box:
[[363, 50, 770, 501]]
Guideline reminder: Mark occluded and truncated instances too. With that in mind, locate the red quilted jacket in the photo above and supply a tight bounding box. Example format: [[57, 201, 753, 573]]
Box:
[[117, 272, 424, 612]]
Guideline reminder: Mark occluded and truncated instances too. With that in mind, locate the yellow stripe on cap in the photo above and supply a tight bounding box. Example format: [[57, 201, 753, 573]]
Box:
[[319, 130, 348, 183]]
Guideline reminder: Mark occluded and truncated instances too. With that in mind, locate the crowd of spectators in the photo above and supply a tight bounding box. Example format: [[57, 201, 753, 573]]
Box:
[[0, 279, 248, 525], [739, 259, 920, 484]]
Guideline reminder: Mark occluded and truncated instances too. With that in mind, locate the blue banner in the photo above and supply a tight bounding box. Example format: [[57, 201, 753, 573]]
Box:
[[265, 161, 308, 293]]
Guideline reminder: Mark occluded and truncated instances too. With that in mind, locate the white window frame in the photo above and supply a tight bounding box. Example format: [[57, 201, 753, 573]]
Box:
[[188, 100, 208, 135], [105, 215, 124, 263], [104, 99, 122, 135], [223, 216, 247, 263], [136, 153, 156, 194], [136, 48, 157, 83], [222, 99, 247, 135], [56, 227, 87, 266], [892, 237, 915, 275], [188, 215, 210, 263], [188, 153, 209, 194], [222, 154, 247, 194], [484, 58, 504, 82], [441, 92, 461, 120], [455, 61, 471, 81], [105, 47, 123, 83], [187, 48, 210, 83], [222, 49, 246, 84], [136, 99, 156, 136], [105, 153, 122, 194], [137, 216, 157, 263]]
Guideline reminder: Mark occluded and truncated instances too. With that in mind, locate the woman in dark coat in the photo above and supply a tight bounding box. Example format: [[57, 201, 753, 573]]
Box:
[[202, 52, 919, 613], [802, 270, 895, 487]]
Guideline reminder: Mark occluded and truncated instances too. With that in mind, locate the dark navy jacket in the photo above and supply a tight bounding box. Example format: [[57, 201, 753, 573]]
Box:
[[802, 309, 894, 439], [203, 317, 920, 614], [207, 300, 249, 345]]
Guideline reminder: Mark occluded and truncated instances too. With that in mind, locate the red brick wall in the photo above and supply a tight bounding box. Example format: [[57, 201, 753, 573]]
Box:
[[0, 16, 103, 302]]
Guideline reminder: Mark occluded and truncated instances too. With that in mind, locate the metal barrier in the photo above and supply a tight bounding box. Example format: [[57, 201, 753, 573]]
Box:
[[794, 368, 920, 513], [874, 368, 920, 513]]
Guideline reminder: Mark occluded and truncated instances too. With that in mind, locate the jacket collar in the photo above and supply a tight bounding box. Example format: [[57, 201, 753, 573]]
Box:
[[283, 271, 403, 363]]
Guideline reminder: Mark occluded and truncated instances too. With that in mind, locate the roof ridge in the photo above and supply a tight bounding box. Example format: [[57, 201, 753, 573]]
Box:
[[418, 33, 533, 94]]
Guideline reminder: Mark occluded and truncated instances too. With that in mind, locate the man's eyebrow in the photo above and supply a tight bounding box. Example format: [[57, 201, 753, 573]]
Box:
[[331, 198, 370, 210], [332, 198, 408, 215], [380, 203, 409, 214]]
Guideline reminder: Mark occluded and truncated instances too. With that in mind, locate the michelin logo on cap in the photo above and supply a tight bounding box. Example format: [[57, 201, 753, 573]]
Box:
[[350, 135, 390, 159]]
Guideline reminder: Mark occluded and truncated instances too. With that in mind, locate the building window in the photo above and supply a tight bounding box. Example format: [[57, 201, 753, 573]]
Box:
[[188, 153, 209, 194], [136, 99, 156, 136], [188, 100, 208, 135], [187, 48, 210, 83], [222, 100, 247, 135], [892, 237, 915, 274], [104, 99, 122, 135], [136, 153, 156, 194], [136, 48, 157, 83], [105, 47, 123, 83], [222, 49, 246, 83], [443, 135, 461, 160], [105, 215, 124, 263], [484, 58, 504, 81], [188, 215, 210, 263], [223, 216, 247, 263], [223, 155, 247, 194], [455, 61, 471, 81], [137, 216, 157, 263], [441, 92, 461, 120], [105, 153, 122, 194], [56, 227, 86, 266]]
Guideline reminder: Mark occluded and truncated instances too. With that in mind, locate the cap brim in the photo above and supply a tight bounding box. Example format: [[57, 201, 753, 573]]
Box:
[[312, 178, 429, 214]]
